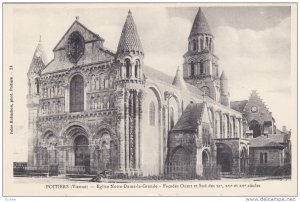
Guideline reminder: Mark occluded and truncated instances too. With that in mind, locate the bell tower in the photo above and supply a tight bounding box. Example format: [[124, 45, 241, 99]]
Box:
[[27, 37, 47, 166], [182, 8, 221, 102], [115, 10, 144, 175]]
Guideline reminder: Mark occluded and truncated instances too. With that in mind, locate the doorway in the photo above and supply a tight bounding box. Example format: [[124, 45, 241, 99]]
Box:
[[74, 135, 90, 167]]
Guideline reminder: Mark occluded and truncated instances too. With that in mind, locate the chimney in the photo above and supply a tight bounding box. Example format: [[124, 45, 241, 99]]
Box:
[[282, 125, 287, 133]]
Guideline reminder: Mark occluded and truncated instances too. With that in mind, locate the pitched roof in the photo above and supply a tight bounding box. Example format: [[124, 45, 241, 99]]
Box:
[[249, 135, 285, 149], [189, 8, 212, 38], [143, 65, 205, 96], [172, 66, 187, 90], [269, 133, 288, 143], [172, 103, 205, 132], [117, 10, 143, 54], [53, 20, 104, 52], [230, 100, 248, 113]]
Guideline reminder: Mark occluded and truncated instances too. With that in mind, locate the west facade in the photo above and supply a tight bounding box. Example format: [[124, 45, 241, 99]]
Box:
[[27, 8, 272, 178]]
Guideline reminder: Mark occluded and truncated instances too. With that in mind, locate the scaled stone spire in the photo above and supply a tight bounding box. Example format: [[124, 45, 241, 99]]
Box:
[[117, 10, 144, 55], [28, 37, 48, 74], [189, 8, 212, 38], [172, 66, 187, 89]]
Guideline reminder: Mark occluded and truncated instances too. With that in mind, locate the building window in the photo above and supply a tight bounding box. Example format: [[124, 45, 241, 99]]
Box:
[[260, 152, 268, 164], [191, 62, 195, 76], [125, 59, 131, 78], [192, 39, 197, 51], [260, 153, 263, 164], [200, 38, 203, 50], [170, 107, 175, 129], [264, 152, 268, 163], [70, 75, 84, 112], [200, 62, 204, 74], [135, 60, 140, 78], [35, 78, 40, 94], [149, 101, 155, 126]]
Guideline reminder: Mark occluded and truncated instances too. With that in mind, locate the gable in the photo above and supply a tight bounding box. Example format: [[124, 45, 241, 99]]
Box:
[[244, 91, 273, 124], [53, 20, 104, 51], [201, 103, 212, 126]]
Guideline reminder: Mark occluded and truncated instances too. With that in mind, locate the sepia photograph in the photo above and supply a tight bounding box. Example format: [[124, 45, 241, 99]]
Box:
[[2, 2, 298, 197]]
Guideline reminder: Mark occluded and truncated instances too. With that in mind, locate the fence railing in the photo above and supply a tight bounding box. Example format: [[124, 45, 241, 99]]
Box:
[[165, 163, 221, 180], [165, 163, 196, 179], [203, 164, 221, 180], [66, 166, 90, 174]]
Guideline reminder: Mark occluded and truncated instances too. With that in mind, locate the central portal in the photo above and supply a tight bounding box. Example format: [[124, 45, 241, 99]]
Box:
[[74, 135, 90, 167]]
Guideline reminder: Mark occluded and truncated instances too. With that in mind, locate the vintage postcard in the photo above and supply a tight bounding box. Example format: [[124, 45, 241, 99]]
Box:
[[2, 2, 298, 197]]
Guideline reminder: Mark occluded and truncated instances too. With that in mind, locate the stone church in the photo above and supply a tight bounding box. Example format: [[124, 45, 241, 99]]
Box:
[[27, 8, 250, 178]]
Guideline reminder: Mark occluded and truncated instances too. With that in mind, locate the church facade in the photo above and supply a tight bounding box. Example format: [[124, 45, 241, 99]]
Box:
[[27, 8, 249, 177]]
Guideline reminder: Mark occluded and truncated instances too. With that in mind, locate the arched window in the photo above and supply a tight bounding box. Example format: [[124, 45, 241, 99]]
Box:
[[192, 39, 197, 51], [200, 38, 204, 50], [249, 120, 261, 138], [170, 107, 175, 129], [35, 78, 40, 94], [200, 61, 204, 74], [125, 59, 131, 78], [135, 60, 140, 78], [70, 75, 84, 112], [149, 101, 155, 126], [191, 62, 195, 76]]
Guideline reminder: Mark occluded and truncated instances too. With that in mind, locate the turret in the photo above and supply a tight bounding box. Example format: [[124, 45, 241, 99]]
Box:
[[172, 66, 187, 90], [115, 10, 144, 175], [220, 71, 230, 106], [116, 10, 144, 83], [182, 8, 220, 102], [27, 37, 47, 96], [27, 37, 47, 166]]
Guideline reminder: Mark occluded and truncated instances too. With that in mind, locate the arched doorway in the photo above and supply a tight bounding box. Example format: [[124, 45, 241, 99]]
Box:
[[169, 147, 194, 178], [202, 150, 209, 166], [240, 147, 247, 174], [249, 120, 261, 138], [74, 135, 90, 167], [217, 143, 233, 173]]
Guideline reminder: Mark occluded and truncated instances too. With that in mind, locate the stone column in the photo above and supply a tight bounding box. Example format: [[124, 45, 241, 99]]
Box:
[[125, 90, 130, 171], [130, 62, 134, 79], [129, 91, 134, 169], [134, 90, 139, 172], [64, 84, 69, 112], [138, 91, 144, 171], [162, 106, 167, 166], [120, 65, 124, 79], [118, 90, 126, 172], [90, 146, 95, 173], [232, 156, 241, 175]]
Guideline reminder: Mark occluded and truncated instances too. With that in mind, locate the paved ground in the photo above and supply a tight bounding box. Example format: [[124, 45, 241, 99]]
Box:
[[13, 176, 290, 183]]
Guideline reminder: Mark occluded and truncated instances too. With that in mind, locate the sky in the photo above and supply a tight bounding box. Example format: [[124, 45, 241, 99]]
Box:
[[9, 4, 294, 161]]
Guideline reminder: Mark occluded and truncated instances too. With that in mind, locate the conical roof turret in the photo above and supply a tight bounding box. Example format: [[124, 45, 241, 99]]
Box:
[[172, 66, 187, 89], [117, 10, 143, 55], [189, 8, 212, 38], [220, 71, 228, 80], [28, 37, 48, 74]]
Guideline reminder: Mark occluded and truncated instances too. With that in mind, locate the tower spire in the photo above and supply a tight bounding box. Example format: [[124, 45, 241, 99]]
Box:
[[189, 7, 212, 38], [28, 38, 48, 75], [117, 10, 143, 56]]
